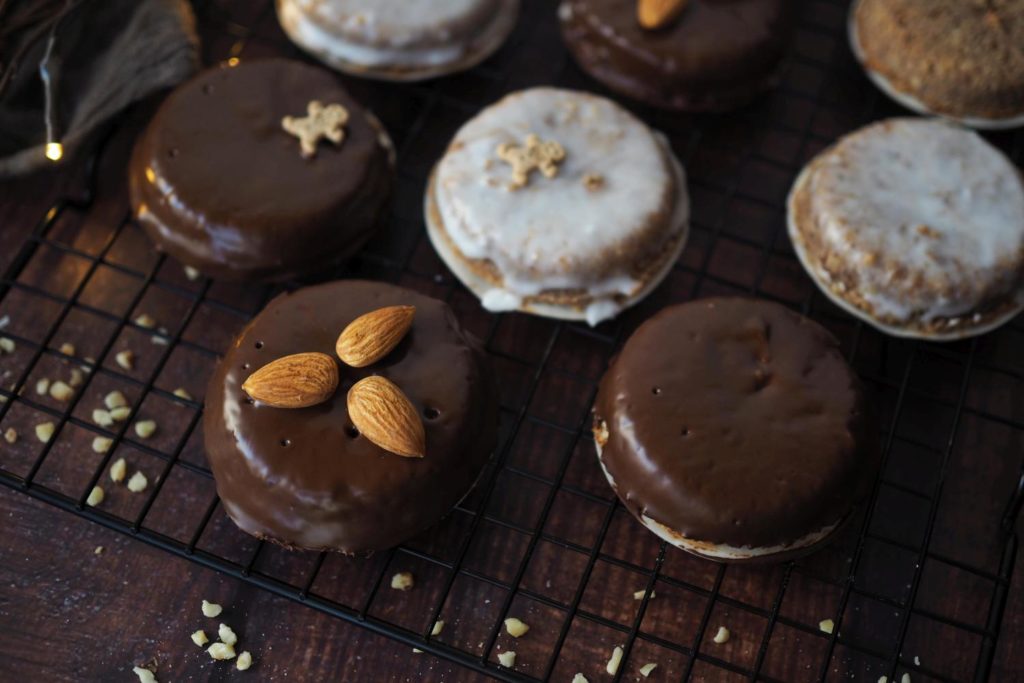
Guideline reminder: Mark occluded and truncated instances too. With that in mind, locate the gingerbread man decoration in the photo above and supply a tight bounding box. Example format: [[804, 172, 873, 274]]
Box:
[[281, 100, 350, 159], [496, 133, 566, 190]]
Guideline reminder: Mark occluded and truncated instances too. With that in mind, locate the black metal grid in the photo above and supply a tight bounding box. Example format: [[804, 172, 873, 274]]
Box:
[[1, 0, 1022, 680]]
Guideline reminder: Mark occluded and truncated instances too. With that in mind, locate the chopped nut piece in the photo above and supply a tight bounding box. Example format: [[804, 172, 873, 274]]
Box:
[[412, 648, 423, 654], [4, 427, 16, 444], [913, 656, 920, 666], [184, 266, 201, 281], [35, 378, 50, 395], [504, 617, 529, 638], [640, 662, 658, 677], [105, 390, 127, 410], [110, 457, 127, 483], [878, 677, 887, 683], [390, 571, 414, 590], [583, 172, 605, 191], [191, 630, 209, 647], [496, 651, 516, 668], [202, 600, 223, 618], [572, 675, 589, 683], [819, 619, 834, 634], [94, 546, 103, 555], [86, 486, 105, 507], [901, 675, 910, 683], [92, 436, 113, 454], [110, 406, 131, 422], [606, 646, 623, 675], [93, 409, 113, 427], [207, 642, 236, 661], [134, 420, 157, 439], [633, 589, 656, 600], [173, 387, 192, 401], [82, 358, 96, 372], [713, 626, 730, 644], [59, 342, 76, 356], [0, 337, 15, 354], [35, 421, 55, 443], [49, 380, 73, 402], [134, 314, 157, 329], [431, 620, 444, 636], [127, 471, 148, 493], [132, 666, 158, 683], [116, 350, 135, 370], [218, 623, 238, 646], [236, 650, 253, 671], [151, 334, 169, 346], [69, 368, 85, 388]]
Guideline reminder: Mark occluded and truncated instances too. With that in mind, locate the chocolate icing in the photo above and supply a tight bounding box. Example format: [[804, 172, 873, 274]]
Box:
[[560, 0, 796, 111], [204, 280, 498, 553], [593, 298, 877, 550], [129, 58, 393, 281]]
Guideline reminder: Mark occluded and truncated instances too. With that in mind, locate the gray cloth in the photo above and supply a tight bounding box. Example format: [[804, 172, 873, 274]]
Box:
[[0, 0, 199, 178]]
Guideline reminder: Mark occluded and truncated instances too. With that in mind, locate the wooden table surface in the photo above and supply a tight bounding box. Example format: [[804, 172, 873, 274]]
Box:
[[3, 1, 1024, 681]]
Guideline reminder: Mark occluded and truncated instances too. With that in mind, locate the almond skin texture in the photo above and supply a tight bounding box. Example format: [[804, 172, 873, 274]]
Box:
[[637, 0, 688, 30], [336, 305, 415, 368], [347, 375, 426, 458], [242, 352, 339, 408]]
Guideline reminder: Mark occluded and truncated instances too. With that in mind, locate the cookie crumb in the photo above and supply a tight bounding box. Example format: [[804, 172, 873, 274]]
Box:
[[202, 600, 223, 618], [110, 457, 127, 483], [640, 662, 658, 677], [134, 420, 157, 439], [94, 546, 104, 555], [218, 623, 238, 646], [127, 471, 148, 493], [497, 650, 516, 668], [390, 572, 414, 590], [572, 675, 589, 683], [191, 630, 209, 647], [35, 421, 55, 443], [236, 651, 253, 671], [819, 619, 834, 634], [86, 486, 105, 507], [105, 390, 127, 410], [3, 427, 16, 444], [35, 378, 50, 395], [132, 666, 158, 683], [0, 337, 14, 354], [431, 620, 444, 636], [134, 314, 157, 329], [184, 266, 200, 281], [116, 350, 135, 370], [59, 342, 76, 357], [713, 626, 730, 644], [504, 617, 529, 638], [207, 642, 236, 661], [69, 368, 85, 388], [606, 646, 623, 675]]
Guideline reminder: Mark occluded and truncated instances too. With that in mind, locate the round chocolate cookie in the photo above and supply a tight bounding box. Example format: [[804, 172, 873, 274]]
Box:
[[204, 280, 498, 554], [559, 0, 797, 111], [593, 298, 877, 563], [276, 0, 519, 81], [129, 59, 394, 282], [851, 0, 1024, 127]]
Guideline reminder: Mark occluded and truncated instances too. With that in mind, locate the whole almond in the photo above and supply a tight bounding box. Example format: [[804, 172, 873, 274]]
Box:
[[336, 305, 416, 368], [347, 375, 425, 458], [242, 352, 338, 408], [637, 0, 688, 30]]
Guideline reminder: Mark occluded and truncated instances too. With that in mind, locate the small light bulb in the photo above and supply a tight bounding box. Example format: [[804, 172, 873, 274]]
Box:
[[45, 142, 63, 161]]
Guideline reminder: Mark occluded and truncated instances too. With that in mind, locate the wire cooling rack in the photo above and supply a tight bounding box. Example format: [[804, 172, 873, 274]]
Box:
[[1, 1, 1022, 681]]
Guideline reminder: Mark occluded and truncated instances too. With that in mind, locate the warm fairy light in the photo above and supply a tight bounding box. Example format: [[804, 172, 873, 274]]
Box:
[[45, 142, 63, 162], [227, 57, 240, 67]]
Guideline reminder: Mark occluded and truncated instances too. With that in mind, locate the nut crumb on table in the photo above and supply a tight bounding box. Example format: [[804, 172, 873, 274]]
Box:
[[713, 626, 730, 644], [606, 646, 623, 675], [390, 571, 414, 590], [496, 650, 516, 668], [202, 599, 222, 617], [132, 666, 157, 683]]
